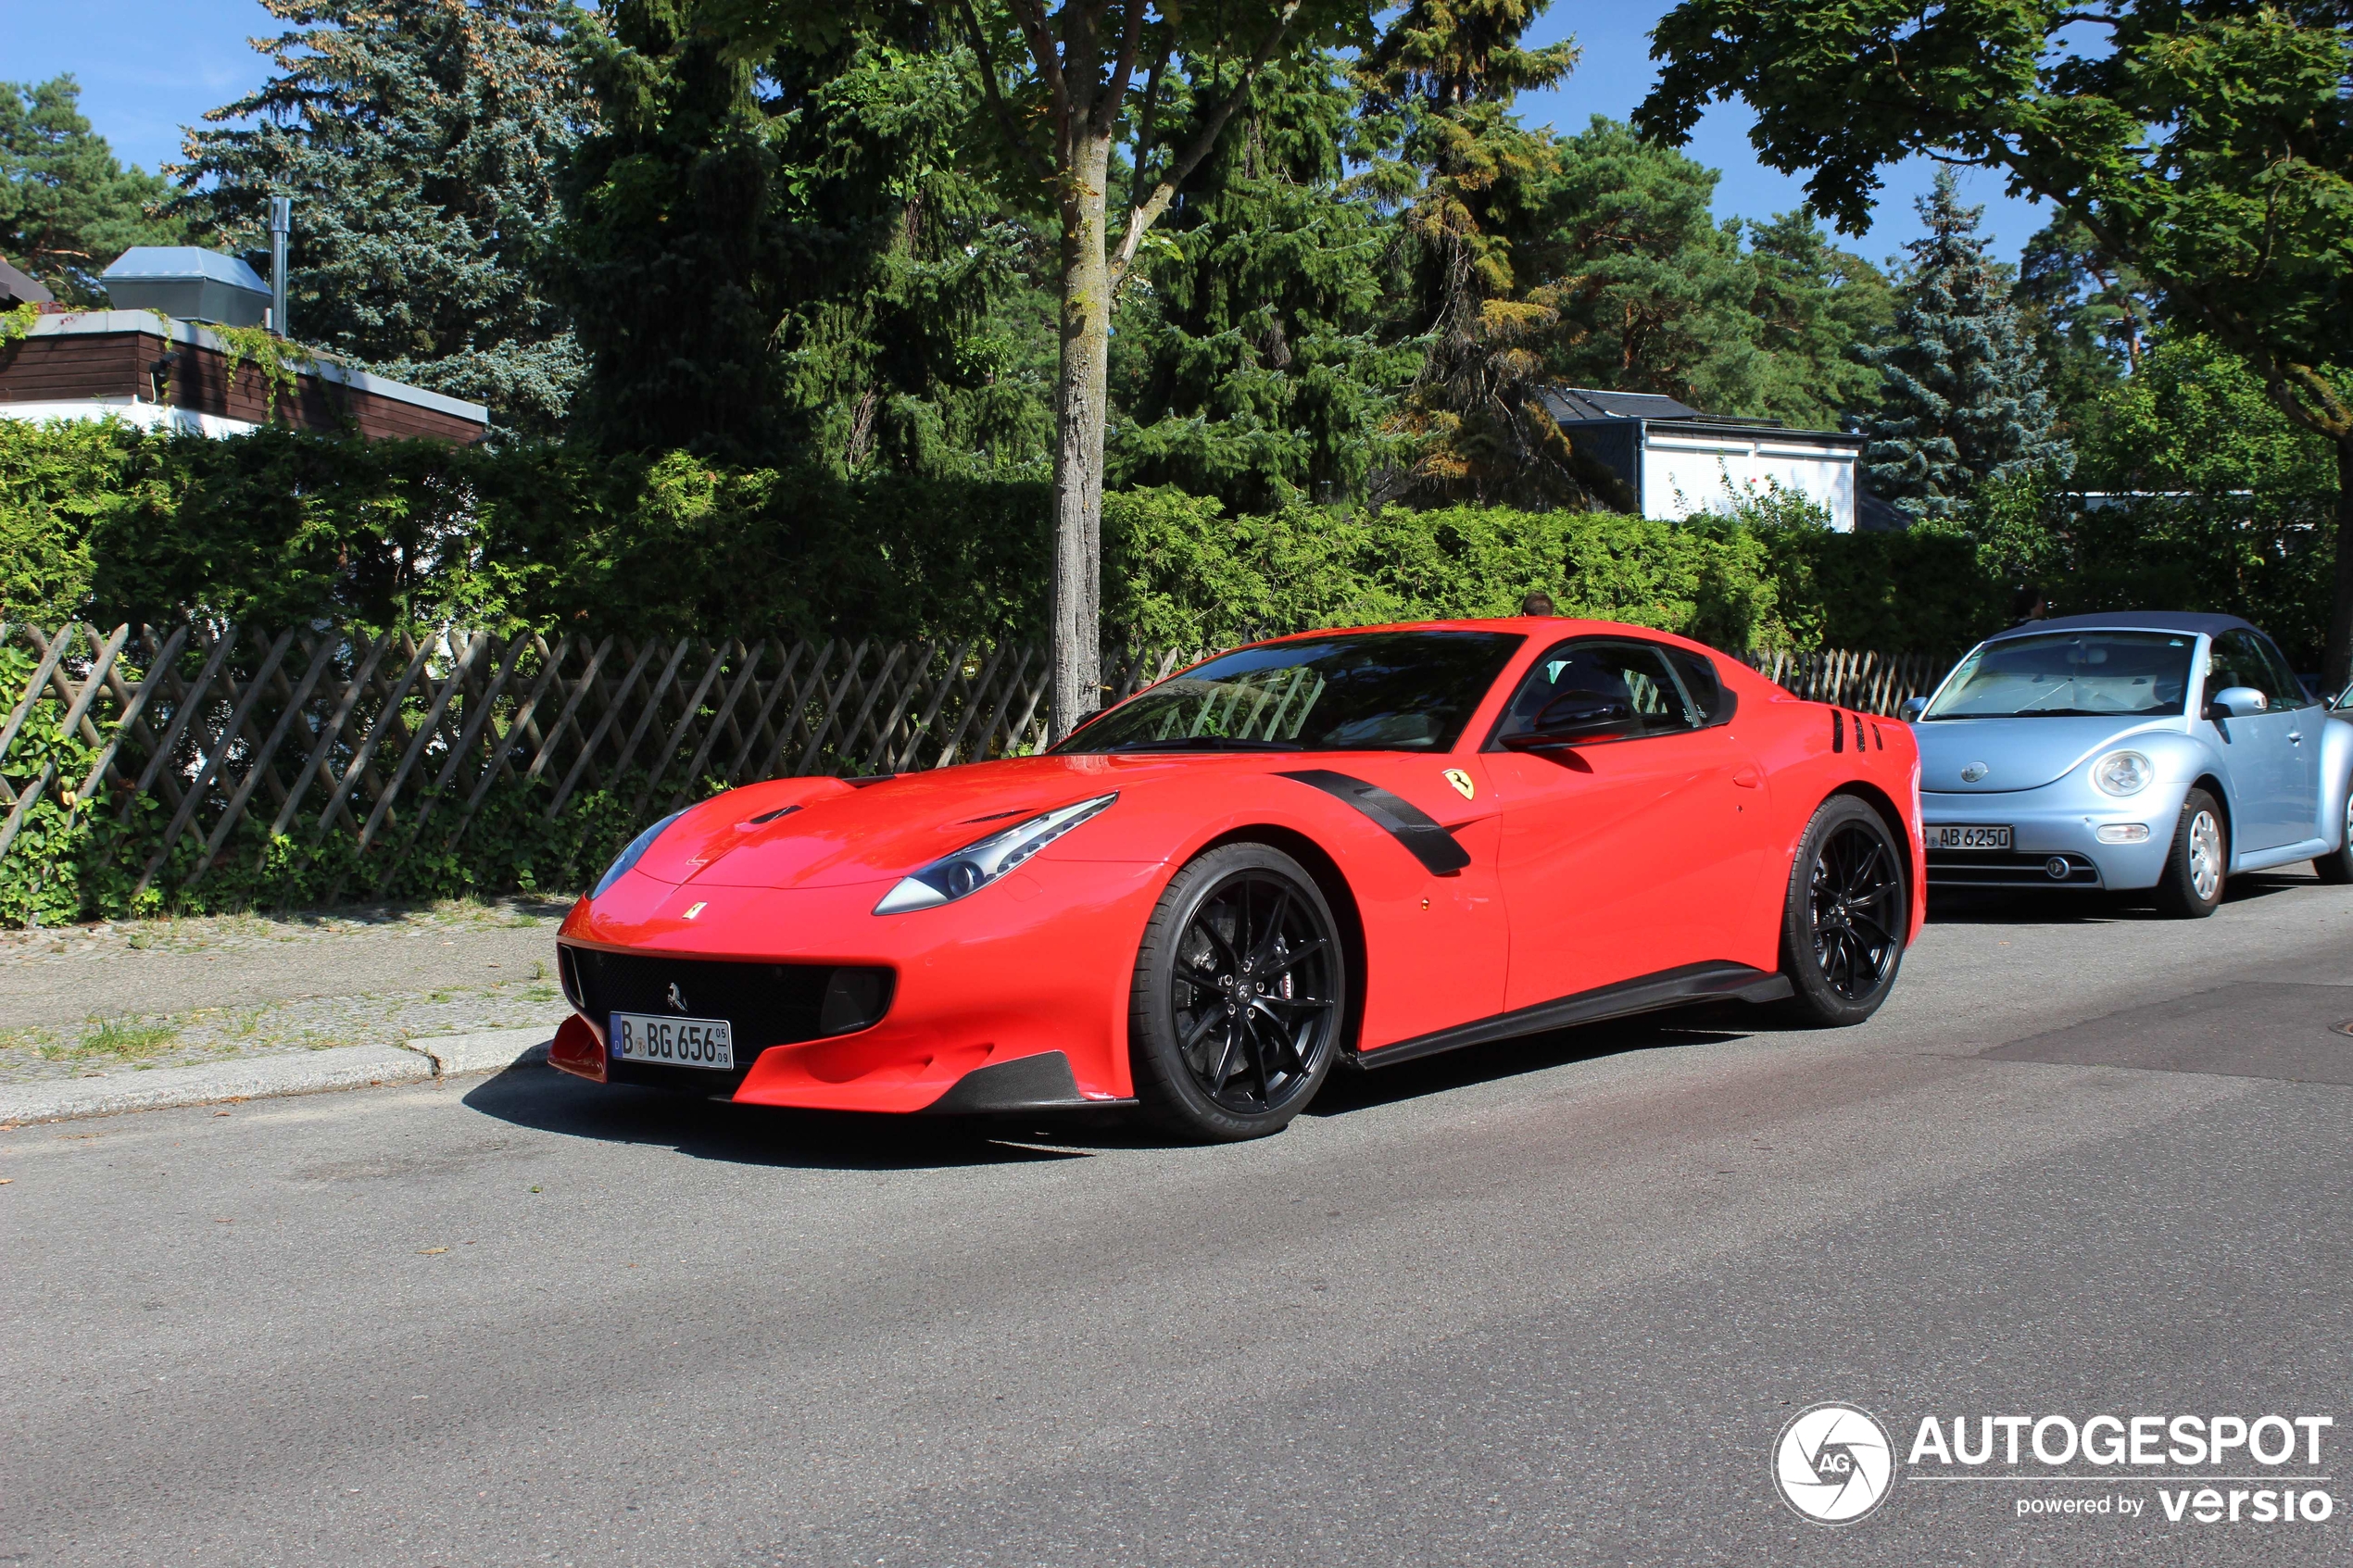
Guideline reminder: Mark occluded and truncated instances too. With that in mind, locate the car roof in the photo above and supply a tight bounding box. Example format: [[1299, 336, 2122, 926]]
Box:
[[1250, 616, 1708, 644], [1985, 610, 2262, 643]]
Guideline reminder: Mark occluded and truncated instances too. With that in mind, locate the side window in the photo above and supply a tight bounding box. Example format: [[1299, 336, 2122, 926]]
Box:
[[1489, 639, 1705, 748], [2251, 633, 2309, 708], [2204, 634, 2255, 705], [1664, 647, 1735, 726], [2213, 631, 2291, 709]]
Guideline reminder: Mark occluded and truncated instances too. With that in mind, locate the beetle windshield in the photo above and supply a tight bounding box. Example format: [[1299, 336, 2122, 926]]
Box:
[[1057, 631, 1524, 754], [1921, 631, 2194, 720]]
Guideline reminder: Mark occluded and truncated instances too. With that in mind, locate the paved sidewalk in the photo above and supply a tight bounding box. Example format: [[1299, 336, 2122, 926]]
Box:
[[0, 898, 573, 1087]]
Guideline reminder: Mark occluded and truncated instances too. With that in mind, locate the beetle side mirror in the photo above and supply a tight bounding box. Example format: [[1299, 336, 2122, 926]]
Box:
[[1898, 696, 1928, 722], [1500, 691, 1640, 749], [2205, 685, 2269, 720]]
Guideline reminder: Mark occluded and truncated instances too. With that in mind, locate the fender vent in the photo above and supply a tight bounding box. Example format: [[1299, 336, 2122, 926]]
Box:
[[1831, 709, 1844, 752]]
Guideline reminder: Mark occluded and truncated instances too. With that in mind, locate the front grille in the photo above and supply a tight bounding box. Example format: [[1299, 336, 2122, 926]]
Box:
[[1927, 851, 2104, 888], [563, 947, 893, 1092]]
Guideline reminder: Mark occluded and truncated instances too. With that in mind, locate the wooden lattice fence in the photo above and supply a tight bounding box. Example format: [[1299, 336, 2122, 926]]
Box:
[[1744, 647, 1947, 716], [0, 622, 1954, 909], [0, 623, 1198, 901]]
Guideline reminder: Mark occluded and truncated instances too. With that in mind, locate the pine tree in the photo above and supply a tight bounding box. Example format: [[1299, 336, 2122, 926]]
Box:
[[171, 0, 589, 437], [1861, 171, 2070, 521], [560, 2, 1052, 470], [0, 76, 183, 304], [1358, 0, 1590, 509], [1109, 54, 1419, 513]]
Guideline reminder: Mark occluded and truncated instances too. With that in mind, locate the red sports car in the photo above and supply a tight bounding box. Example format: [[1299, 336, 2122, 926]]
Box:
[[549, 620, 1925, 1140]]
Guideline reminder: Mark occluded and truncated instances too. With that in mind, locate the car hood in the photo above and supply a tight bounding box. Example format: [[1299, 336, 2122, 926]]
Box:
[[628, 754, 1202, 889], [1913, 715, 2180, 793]]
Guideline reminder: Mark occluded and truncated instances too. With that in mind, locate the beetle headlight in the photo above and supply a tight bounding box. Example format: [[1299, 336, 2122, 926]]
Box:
[[593, 809, 687, 898], [2092, 750, 2154, 797], [875, 793, 1117, 914]]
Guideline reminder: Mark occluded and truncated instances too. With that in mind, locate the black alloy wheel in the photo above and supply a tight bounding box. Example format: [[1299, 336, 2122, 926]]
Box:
[[1776, 796, 1908, 1026], [1130, 843, 1347, 1141]]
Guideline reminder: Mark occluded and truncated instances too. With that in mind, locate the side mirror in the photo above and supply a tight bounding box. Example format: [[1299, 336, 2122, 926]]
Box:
[[1501, 691, 1639, 749], [2206, 685, 2269, 720], [1898, 696, 1928, 722]]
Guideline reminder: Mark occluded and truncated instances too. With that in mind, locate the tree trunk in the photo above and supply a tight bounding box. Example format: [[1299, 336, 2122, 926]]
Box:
[[1048, 135, 1114, 742], [2329, 435, 2353, 696]]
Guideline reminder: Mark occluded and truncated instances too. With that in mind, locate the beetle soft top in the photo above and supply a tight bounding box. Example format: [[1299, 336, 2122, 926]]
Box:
[[1985, 611, 2261, 644]]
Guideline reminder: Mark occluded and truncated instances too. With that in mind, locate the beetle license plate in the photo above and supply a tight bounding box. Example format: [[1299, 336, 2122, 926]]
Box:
[[1931, 824, 2013, 850], [610, 1011, 735, 1070]]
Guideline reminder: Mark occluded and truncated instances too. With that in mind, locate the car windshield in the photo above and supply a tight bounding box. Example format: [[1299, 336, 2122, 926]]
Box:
[[1920, 630, 2194, 720], [1056, 631, 1524, 754]]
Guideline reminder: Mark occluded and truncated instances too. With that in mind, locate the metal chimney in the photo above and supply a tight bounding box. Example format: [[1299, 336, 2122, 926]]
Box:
[[267, 196, 292, 336]]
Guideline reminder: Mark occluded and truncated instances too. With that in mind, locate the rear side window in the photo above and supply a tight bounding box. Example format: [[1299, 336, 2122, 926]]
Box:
[[1663, 647, 1736, 726]]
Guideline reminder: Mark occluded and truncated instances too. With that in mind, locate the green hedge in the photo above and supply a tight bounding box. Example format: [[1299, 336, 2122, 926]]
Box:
[[0, 420, 2330, 660]]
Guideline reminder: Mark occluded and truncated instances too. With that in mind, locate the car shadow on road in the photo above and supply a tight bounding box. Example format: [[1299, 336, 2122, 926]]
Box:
[[1304, 1006, 1760, 1118], [459, 1062, 1101, 1171], [1927, 871, 2311, 926]]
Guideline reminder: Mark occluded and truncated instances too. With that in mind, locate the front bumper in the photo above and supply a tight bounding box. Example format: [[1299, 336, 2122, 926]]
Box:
[[1921, 783, 2181, 891], [549, 854, 1169, 1112]]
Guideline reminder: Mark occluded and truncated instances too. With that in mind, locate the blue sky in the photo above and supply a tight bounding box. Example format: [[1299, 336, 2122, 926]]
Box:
[[6, 0, 2046, 270]]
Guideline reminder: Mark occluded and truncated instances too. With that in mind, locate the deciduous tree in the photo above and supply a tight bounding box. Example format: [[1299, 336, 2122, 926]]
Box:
[[1636, 0, 2353, 684]]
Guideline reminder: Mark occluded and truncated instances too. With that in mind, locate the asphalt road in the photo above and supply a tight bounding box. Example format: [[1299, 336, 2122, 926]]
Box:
[[8, 875, 2353, 1566]]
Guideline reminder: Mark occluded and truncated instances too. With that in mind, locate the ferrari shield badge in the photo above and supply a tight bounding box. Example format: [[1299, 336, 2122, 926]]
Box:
[[1442, 768, 1476, 801]]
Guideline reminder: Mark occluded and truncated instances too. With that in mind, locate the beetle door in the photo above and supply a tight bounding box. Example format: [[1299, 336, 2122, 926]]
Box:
[[2207, 630, 2312, 851]]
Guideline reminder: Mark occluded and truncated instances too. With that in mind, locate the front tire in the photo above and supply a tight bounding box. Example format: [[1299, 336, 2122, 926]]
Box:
[[1129, 843, 1347, 1142], [2154, 788, 2226, 917], [1775, 796, 1908, 1027], [2313, 784, 2353, 884]]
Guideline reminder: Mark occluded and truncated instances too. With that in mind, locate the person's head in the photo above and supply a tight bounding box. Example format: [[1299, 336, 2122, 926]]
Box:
[[1520, 589, 1557, 617]]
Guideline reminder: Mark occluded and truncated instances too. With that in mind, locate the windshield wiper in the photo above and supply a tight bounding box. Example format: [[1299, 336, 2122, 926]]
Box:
[[1097, 735, 1304, 752]]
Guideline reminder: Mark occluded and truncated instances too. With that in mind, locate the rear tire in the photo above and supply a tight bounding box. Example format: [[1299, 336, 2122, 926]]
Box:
[[1128, 843, 1347, 1142], [1774, 796, 1908, 1028], [2154, 788, 2227, 917], [2312, 784, 2353, 884]]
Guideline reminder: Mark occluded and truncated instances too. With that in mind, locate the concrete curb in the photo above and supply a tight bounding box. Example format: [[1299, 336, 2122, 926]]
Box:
[[406, 1026, 553, 1079], [0, 1027, 555, 1126]]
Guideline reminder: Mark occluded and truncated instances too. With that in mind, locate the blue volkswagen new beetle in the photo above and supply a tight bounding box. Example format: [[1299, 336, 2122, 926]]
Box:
[[1902, 612, 2353, 916]]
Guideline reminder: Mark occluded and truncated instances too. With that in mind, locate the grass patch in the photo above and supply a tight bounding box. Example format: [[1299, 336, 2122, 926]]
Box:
[[51, 1018, 180, 1060]]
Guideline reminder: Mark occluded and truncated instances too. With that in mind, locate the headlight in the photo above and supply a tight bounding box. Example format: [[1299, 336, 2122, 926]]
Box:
[[592, 809, 686, 898], [2092, 750, 2154, 797], [874, 793, 1117, 914]]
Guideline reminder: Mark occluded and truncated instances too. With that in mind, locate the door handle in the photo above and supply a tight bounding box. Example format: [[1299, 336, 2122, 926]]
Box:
[[1732, 765, 1763, 789], [2289, 731, 2304, 744]]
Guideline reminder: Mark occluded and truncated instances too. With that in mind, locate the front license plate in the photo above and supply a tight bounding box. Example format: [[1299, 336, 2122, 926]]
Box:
[[610, 1011, 735, 1070], [1931, 824, 2013, 851]]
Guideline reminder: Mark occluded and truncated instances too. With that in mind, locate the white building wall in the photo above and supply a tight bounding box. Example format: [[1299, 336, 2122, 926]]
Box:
[[0, 397, 260, 438], [1640, 433, 1859, 532]]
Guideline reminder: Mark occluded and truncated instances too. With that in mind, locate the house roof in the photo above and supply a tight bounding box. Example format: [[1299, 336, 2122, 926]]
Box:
[[0, 257, 52, 307], [1546, 387, 1706, 422], [101, 246, 270, 295]]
